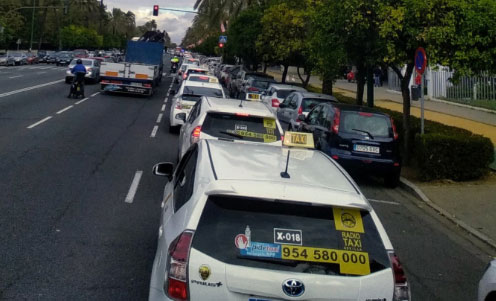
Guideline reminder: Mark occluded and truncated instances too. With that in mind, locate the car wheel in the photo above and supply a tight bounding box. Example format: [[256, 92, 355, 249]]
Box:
[[65, 77, 71, 84], [169, 125, 178, 133], [384, 172, 400, 188]]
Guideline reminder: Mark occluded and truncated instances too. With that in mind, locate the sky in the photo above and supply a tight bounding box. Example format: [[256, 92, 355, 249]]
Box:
[[105, 0, 197, 44]]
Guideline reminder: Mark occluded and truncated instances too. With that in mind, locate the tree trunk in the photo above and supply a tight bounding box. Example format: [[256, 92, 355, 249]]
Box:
[[366, 66, 374, 107], [322, 72, 333, 95], [263, 62, 267, 73], [37, 3, 49, 51], [297, 66, 312, 88], [281, 64, 289, 84], [356, 63, 366, 105], [392, 63, 415, 164]]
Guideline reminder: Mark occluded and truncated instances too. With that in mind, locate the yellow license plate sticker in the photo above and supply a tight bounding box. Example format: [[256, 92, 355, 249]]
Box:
[[227, 130, 277, 143], [281, 245, 370, 275], [263, 118, 276, 129], [333, 207, 365, 233]]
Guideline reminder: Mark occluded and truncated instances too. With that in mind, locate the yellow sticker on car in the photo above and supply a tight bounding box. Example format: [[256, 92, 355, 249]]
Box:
[[263, 118, 276, 129], [283, 132, 315, 148], [227, 130, 277, 143], [281, 245, 370, 275], [333, 208, 365, 233]]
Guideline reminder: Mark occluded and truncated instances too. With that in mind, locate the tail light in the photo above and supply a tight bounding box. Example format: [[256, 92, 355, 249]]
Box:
[[271, 98, 280, 107], [332, 108, 341, 134], [176, 100, 182, 110], [183, 73, 187, 80], [359, 112, 373, 117], [235, 112, 250, 117], [101, 80, 109, 83], [190, 126, 201, 144], [391, 117, 399, 140], [388, 251, 410, 301], [247, 87, 259, 92], [331, 155, 339, 160], [297, 106, 303, 116], [143, 83, 152, 88], [164, 230, 194, 300]]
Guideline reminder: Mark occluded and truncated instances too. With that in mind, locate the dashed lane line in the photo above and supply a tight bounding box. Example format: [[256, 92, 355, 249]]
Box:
[[161, 104, 165, 112], [124, 170, 143, 204], [150, 125, 159, 138], [8, 75, 22, 79], [75, 97, 88, 104], [90, 92, 100, 97], [0, 79, 64, 99], [27, 116, 52, 129], [156, 113, 163, 123], [56, 105, 74, 114]]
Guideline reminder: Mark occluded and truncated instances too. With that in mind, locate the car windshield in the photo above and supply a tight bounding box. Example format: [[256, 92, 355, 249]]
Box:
[[252, 79, 274, 90], [340, 111, 391, 137], [187, 76, 216, 83], [70, 59, 92, 66], [192, 195, 390, 276], [277, 89, 298, 98], [201, 112, 281, 143], [187, 69, 208, 75], [302, 98, 333, 112], [12, 53, 22, 57], [183, 86, 223, 97]]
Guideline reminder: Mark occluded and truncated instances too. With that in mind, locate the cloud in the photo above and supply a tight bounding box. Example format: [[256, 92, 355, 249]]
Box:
[[104, 0, 196, 43]]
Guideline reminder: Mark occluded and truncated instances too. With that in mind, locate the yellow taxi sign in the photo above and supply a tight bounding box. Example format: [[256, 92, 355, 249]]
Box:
[[283, 131, 314, 149]]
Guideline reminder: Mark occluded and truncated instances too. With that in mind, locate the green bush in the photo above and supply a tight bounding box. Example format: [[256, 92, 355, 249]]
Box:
[[415, 133, 494, 181]]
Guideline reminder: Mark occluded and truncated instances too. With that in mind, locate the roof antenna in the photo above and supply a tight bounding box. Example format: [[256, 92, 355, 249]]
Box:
[[280, 150, 291, 178]]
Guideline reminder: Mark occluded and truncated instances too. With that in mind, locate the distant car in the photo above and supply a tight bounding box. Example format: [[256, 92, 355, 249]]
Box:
[[73, 49, 89, 58], [26, 53, 39, 64], [239, 76, 277, 101], [261, 83, 307, 112], [0, 53, 15, 66], [149, 138, 411, 301], [11, 52, 27, 65], [277, 91, 338, 131], [57, 52, 73, 66], [479, 259, 496, 301], [65, 58, 101, 83], [177, 96, 283, 159], [169, 78, 225, 132], [298, 103, 401, 187], [46, 52, 59, 64]]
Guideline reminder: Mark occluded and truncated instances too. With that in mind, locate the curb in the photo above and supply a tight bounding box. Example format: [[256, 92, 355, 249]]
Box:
[[399, 177, 496, 250], [429, 97, 496, 115]]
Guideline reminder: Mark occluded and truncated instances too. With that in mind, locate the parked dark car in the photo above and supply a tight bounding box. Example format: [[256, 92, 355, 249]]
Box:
[[297, 103, 401, 187], [56, 52, 73, 66]]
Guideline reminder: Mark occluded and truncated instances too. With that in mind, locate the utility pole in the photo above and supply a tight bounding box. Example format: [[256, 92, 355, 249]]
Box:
[[29, 0, 36, 51]]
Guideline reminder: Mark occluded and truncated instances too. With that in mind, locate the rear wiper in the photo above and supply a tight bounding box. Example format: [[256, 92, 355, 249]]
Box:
[[352, 128, 374, 139], [219, 131, 243, 139]]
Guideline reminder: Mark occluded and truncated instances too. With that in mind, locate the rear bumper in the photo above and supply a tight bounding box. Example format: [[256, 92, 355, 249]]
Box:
[[101, 82, 152, 95], [329, 150, 400, 175]]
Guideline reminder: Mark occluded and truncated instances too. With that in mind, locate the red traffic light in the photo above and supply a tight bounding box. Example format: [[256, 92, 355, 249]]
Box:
[[218, 43, 224, 48], [153, 5, 159, 16]]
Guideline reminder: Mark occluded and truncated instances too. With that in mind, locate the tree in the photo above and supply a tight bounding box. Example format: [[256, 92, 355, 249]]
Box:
[[256, 2, 306, 83]]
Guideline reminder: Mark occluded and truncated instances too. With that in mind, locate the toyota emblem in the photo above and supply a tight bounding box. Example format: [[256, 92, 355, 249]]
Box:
[[282, 279, 305, 297]]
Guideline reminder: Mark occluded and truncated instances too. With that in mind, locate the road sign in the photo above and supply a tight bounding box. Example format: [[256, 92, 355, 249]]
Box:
[[415, 47, 427, 75], [219, 35, 227, 44]]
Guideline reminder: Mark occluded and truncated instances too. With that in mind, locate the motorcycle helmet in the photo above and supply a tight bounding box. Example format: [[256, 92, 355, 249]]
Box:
[[77, 59, 82, 64]]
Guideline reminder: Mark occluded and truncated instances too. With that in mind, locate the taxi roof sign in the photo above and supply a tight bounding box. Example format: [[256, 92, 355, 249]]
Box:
[[283, 132, 314, 149]]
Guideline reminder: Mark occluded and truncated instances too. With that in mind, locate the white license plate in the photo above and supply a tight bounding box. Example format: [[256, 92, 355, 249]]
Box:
[[354, 144, 380, 153], [131, 82, 142, 87]]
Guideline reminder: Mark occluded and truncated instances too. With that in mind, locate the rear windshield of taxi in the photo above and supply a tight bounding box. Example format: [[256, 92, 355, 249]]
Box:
[[340, 111, 392, 138], [187, 75, 217, 83], [187, 69, 208, 75], [183, 86, 223, 98], [192, 196, 390, 276], [302, 98, 335, 112], [201, 112, 281, 143], [276, 89, 298, 99]]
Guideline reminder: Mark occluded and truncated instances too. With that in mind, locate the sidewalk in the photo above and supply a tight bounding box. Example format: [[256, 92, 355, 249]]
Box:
[[268, 67, 496, 251]]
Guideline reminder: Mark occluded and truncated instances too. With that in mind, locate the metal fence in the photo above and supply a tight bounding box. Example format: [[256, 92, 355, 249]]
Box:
[[430, 67, 496, 101]]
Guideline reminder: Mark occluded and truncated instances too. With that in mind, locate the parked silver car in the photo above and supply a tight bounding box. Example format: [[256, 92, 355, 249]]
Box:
[[10, 52, 27, 65], [65, 58, 101, 83], [0, 53, 15, 66]]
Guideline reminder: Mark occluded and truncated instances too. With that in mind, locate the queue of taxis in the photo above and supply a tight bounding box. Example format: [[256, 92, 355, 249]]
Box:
[[169, 75, 225, 132], [150, 59, 410, 300], [149, 131, 410, 301]]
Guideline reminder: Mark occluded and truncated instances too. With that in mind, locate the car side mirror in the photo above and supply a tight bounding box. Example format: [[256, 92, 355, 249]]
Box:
[[175, 112, 186, 121], [152, 162, 174, 181], [297, 114, 306, 122]]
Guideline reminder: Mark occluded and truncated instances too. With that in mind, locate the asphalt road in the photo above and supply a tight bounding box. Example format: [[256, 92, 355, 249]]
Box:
[[0, 60, 492, 300]]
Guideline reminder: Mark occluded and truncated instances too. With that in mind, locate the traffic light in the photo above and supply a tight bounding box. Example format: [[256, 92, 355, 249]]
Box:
[[218, 42, 224, 48], [153, 5, 159, 16]]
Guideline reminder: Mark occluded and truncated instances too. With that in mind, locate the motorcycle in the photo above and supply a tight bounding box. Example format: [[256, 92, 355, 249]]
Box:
[[170, 62, 178, 73], [68, 72, 86, 99]]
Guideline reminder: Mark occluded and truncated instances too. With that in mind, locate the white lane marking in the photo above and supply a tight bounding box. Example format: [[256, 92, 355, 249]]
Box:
[[90, 92, 100, 97], [368, 199, 400, 206], [0, 79, 64, 99], [161, 104, 165, 112], [27, 116, 52, 129], [56, 105, 74, 114], [75, 97, 88, 104], [156, 113, 163, 123], [8, 75, 22, 79], [37, 71, 47, 74], [150, 125, 159, 137], [124, 170, 143, 203]]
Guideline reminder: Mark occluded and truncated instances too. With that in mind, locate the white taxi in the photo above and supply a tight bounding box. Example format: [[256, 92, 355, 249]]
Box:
[[176, 97, 284, 159], [169, 79, 225, 132], [149, 136, 411, 301]]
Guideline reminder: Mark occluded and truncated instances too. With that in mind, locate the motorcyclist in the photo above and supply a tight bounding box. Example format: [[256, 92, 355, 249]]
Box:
[[69, 59, 87, 97], [170, 56, 179, 73]]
